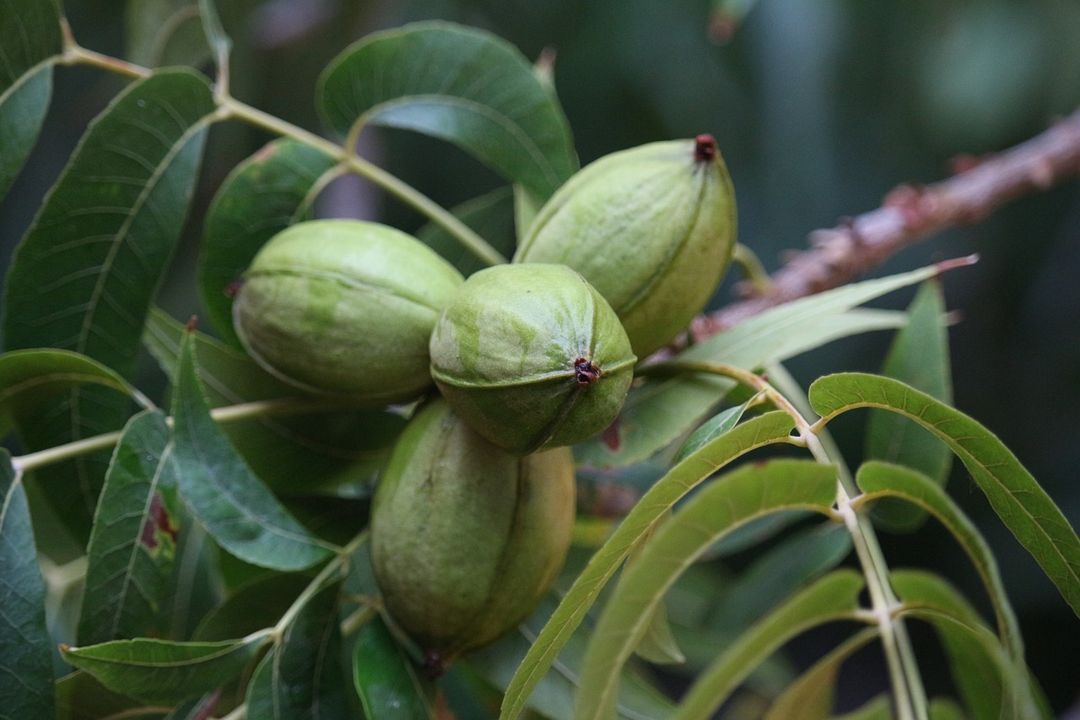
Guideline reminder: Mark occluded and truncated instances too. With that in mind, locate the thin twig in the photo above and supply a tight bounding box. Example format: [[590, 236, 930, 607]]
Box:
[[692, 108, 1080, 340]]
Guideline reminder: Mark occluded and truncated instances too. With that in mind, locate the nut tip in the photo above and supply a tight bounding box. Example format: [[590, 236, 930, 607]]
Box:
[[694, 134, 718, 162], [574, 357, 602, 386]]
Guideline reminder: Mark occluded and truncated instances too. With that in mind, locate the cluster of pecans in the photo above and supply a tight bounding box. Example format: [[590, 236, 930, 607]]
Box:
[[232, 134, 737, 668]]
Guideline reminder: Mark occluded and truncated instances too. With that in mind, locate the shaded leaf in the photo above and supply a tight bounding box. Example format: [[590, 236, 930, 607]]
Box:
[[892, 570, 1040, 720], [578, 264, 935, 467], [195, 573, 312, 641], [577, 460, 840, 719], [196, 0, 230, 71], [198, 139, 339, 345], [0, 0, 63, 199], [144, 308, 403, 497], [416, 186, 517, 276], [125, 0, 210, 68], [55, 670, 167, 720], [2, 69, 215, 540], [352, 615, 436, 720], [78, 410, 180, 644], [866, 281, 953, 531], [0, 449, 53, 720], [673, 399, 752, 463], [829, 695, 892, 720], [672, 571, 866, 720], [499, 411, 798, 719], [0, 348, 145, 437], [61, 630, 273, 705], [318, 21, 577, 200], [170, 329, 335, 570], [469, 596, 674, 720], [855, 461, 1022, 658], [246, 572, 349, 720], [810, 372, 1080, 615], [764, 628, 879, 720], [164, 692, 221, 720]]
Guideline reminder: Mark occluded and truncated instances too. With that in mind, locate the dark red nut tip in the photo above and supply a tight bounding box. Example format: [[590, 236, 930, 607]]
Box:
[[694, 134, 718, 162]]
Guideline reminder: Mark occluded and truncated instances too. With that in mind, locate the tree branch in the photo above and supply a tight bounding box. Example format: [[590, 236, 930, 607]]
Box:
[[691, 108, 1080, 340]]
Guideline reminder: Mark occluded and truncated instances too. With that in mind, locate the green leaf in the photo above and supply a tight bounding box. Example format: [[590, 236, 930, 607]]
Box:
[[78, 410, 180, 644], [164, 693, 222, 720], [673, 400, 752, 463], [810, 372, 1080, 615], [0, 348, 146, 437], [866, 281, 953, 531], [892, 570, 1040, 720], [469, 596, 674, 720], [318, 21, 577, 200], [513, 184, 543, 241], [829, 695, 892, 720], [928, 698, 967, 720], [196, 0, 230, 71], [2, 69, 215, 540], [624, 509, 683, 666], [125, 0, 210, 68], [195, 573, 312, 641], [352, 615, 436, 720], [170, 329, 335, 570], [578, 264, 939, 467], [673, 571, 866, 720], [0, 449, 53, 720], [56, 670, 168, 720], [576, 459, 840, 720], [499, 411, 797, 719], [145, 308, 404, 496], [198, 139, 339, 345], [854, 461, 1022, 659], [246, 573, 349, 720], [764, 628, 879, 720], [61, 630, 273, 705], [0, 0, 63, 200], [416, 187, 517, 276]]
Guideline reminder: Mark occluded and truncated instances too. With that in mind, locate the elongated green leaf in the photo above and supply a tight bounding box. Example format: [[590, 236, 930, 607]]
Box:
[[499, 411, 797, 719], [0, 0, 62, 200], [892, 570, 1040, 720], [866, 281, 952, 530], [673, 401, 753, 463], [318, 21, 577, 200], [145, 308, 404, 496], [764, 628, 879, 720], [578, 264, 937, 467], [417, 186, 517, 276], [246, 573, 349, 720], [674, 571, 866, 720], [0, 348, 146, 437], [62, 630, 273, 705], [830, 695, 892, 720], [0, 449, 53, 719], [170, 330, 335, 569], [353, 615, 436, 720], [198, 139, 339, 345], [125, 0, 210, 67], [577, 460, 840, 720], [2, 69, 216, 539], [928, 699, 967, 720], [854, 461, 1022, 658], [55, 670, 167, 720], [810, 372, 1080, 615], [79, 410, 181, 644]]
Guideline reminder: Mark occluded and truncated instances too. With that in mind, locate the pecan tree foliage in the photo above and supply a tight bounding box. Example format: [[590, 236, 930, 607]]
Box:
[[1, 2, 1078, 719]]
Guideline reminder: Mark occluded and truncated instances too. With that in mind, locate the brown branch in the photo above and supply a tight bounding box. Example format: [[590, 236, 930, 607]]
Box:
[[690, 108, 1080, 341]]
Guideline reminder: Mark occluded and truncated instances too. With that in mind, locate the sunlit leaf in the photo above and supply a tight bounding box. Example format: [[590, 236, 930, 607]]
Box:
[[866, 281, 952, 530], [499, 411, 797, 719], [0, 348, 146, 437], [0, 0, 63, 200], [246, 570, 349, 720], [577, 459, 840, 719], [854, 461, 1022, 658], [892, 570, 1041, 720], [578, 264, 939, 467], [764, 628, 879, 720], [61, 630, 273, 705], [416, 187, 517, 276], [0, 449, 53, 719], [198, 139, 339, 345], [170, 329, 336, 570], [352, 615, 436, 720], [1, 69, 216, 540], [318, 21, 577, 200], [144, 308, 404, 496], [811, 373, 1080, 615]]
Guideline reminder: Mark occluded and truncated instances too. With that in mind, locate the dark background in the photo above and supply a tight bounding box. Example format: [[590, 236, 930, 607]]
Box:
[[2, 0, 1078, 714]]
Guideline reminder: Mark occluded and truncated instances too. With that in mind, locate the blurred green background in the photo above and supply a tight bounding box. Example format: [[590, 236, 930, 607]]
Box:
[[2, 0, 1078, 714]]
